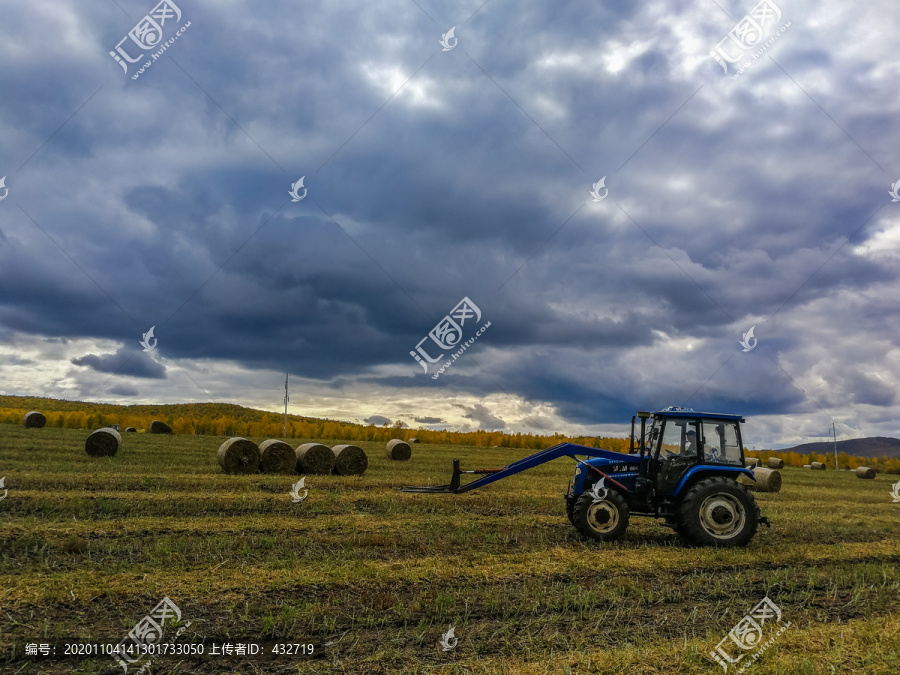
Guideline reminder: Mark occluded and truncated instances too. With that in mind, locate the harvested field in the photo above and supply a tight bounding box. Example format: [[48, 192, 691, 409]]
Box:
[[0, 424, 898, 674]]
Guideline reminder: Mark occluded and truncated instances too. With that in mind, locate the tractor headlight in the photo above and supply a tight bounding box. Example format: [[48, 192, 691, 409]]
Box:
[[575, 468, 582, 476]]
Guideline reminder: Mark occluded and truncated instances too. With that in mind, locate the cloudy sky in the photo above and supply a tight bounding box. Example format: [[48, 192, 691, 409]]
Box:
[[1, 0, 898, 448]]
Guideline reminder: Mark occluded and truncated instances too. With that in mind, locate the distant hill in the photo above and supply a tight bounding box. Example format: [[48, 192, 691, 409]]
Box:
[[781, 437, 900, 460], [0, 395, 324, 424]]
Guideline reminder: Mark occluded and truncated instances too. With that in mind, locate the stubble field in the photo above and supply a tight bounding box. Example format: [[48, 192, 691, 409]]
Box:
[[1, 424, 898, 674]]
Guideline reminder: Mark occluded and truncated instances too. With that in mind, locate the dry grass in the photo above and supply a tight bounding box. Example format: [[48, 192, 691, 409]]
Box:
[[0, 424, 898, 673]]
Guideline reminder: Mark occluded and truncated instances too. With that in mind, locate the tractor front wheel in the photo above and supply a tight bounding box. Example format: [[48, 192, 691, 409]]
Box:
[[677, 477, 760, 547], [565, 496, 576, 525], [571, 490, 629, 542]]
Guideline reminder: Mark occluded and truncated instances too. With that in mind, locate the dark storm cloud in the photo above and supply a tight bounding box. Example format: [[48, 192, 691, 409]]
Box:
[[72, 346, 166, 379], [1, 0, 899, 441], [415, 416, 444, 424], [364, 415, 392, 426], [456, 403, 505, 430]]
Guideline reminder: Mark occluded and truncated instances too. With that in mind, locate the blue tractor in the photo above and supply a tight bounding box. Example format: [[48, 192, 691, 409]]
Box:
[[402, 407, 769, 547]]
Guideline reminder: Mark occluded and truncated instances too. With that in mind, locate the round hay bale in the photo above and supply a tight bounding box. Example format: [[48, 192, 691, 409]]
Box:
[[332, 444, 368, 476], [855, 466, 876, 479], [766, 457, 785, 470], [23, 411, 47, 428], [85, 427, 121, 457], [408, 437, 420, 443], [744, 457, 760, 468], [803, 464, 811, 469], [810, 461, 826, 470], [258, 439, 296, 474], [295, 443, 336, 474], [385, 438, 412, 461], [124, 427, 137, 433], [150, 420, 174, 434], [217, 437, 260, 474], [746, 467, 782, 493]]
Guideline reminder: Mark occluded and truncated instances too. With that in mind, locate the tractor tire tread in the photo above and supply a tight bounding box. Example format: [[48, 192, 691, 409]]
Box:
[[571, 490, 630, 542], [677, 477, 760, 547]]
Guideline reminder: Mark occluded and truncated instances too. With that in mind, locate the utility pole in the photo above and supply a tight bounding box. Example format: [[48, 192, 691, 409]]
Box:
[[284, 373, 289, 438], [832, 422, 838, 470]]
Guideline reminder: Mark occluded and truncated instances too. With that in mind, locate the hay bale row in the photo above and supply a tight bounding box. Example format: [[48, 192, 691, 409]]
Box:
[[150, 420, 174, 434], [385, 438, 411, 461], [217, 437, 260, 474], [23, 411, 47, 428], [85, 427, 121, 457], [810, 461, 826, 470], [855, 466, 876, 479], [332, 444, 368, 476], [744, 457, 760, 468], [766, 457, 784, 469], [258, 439, 296, 474], [745, 467, 782, 493], [215, 440, 373, 476], [295, 443, 335, 474]]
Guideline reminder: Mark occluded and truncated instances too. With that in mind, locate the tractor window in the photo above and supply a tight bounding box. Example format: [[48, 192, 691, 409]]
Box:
[[700, 419, 742, 464], [659, 419, 700, 459]]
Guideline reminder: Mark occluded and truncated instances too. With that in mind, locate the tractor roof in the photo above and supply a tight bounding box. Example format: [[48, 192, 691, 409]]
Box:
[[654, 406, 744, 422]]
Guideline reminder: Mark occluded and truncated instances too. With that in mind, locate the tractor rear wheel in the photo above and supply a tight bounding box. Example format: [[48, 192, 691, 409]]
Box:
[[677, 477, 760, 547], [571, 490, 629, 542]]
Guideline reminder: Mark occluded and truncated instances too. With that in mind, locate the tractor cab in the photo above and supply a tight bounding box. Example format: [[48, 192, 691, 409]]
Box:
[[638, 407, 746, 496]]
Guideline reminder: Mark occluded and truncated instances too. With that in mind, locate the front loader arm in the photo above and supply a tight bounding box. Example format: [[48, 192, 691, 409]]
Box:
[[400, 443, 633, 494]]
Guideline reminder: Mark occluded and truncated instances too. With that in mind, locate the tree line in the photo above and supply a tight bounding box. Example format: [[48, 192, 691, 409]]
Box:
[[1, 396, 898, 473]]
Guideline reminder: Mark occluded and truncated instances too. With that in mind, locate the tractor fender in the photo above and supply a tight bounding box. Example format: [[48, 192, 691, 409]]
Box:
[[672, 466, 754, 496]]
